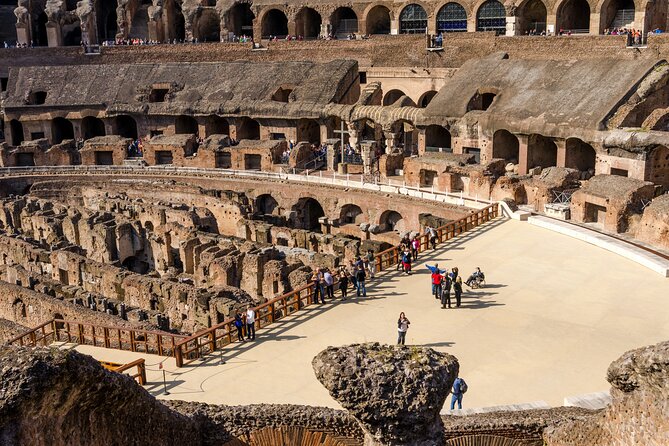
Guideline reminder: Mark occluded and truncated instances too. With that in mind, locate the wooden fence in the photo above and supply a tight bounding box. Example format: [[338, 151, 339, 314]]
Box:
[[7, 319, 186, 357]]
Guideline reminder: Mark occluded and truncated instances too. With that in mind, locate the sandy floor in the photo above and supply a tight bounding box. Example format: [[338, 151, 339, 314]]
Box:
[[72, 217, 669, 410]]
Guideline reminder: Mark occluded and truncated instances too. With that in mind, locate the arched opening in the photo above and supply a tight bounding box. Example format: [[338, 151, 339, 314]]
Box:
[[476, 0, 507, 34], [648, 145, 669, 189], [34, 12, 49, 46], [383, 89, 408, 106], [28, 91, 47, 105], [62, 20, 82, 46], [556, 0, 591, 33], [437, 2, 468, 32], [600, 0, 635, 33], [96, 0, 118, 42], [166, 0, 186, 41], [81, 116, 106, 140], [10, 120, 24, 146], [528, 134, 557, 169], [492, 130, 519, 162], [292, 197, 325, 231], [195, 8, 221, 42], [379, 210, 404, 232], [236, 117, 260, 140], [517, 0, 547, 33], [12, 298, 27, 320], [425, 125, 452, 150], [295, 7, 322, 38], [359, 119, 379, 141], [51, 118, 75, 144], [394, 120, 417, 154], [297, 119, 321, 144], [256, 194, 280, 216], [206, 116, 230, 136], [262, 9, 289, 38], [399, 4, 428, 34], [227, 2, 255, 37], [565, 138, 596, 171], [121, 256, 150, 274], [418, 91, 438, 108], [331, 7, 358, 37], [467, 91, 496, 111], [175, 115, 199, 135], [114, 115, 138, 139], [366, 5, 391, 34], [339, 204, 363, 225]]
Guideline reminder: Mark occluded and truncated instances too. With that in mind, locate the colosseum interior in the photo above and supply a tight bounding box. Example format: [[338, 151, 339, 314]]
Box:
[[1, 0, 669, 445]]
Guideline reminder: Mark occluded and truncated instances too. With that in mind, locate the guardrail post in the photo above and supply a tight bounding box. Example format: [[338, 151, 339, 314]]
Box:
[[51, 319, 59, 343], [208, 331, 216, 353], [175, 345, 183, 367], [104, 327, 110, 348], [137, 360, 147, 385], [130, 331, 137, 352]]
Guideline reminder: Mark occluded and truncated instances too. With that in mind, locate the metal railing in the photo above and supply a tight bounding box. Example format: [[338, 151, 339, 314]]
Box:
[[6, 319, 186, 357]]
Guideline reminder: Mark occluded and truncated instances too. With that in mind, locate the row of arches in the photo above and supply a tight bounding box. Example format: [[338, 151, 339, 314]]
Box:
[[254, 194, 405, 233]]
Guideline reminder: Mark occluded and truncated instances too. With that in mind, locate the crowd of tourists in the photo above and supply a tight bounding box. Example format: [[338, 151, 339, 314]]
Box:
[[127, 139, 144, 157]]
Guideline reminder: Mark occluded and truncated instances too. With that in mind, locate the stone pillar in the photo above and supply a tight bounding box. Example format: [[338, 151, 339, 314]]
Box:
[[390, 18, 399, 35], [417, 128, 426, 156], [361, 143, 376, 174], [506, 15, 517, 36], [288, 20, 296, 37], [320, 20, 331, 38], [546, 14, 557, 35], [556, 139, 567, 168], [590, 13, 600, 35], [15, 23, 31, 46], [517, 134, 529, 175], [384, 131, 396, 152], [347, 122, 359, 149], [467, 17, 476, 32], [47, 21, 63, 47], [326, 139, 340, 171]]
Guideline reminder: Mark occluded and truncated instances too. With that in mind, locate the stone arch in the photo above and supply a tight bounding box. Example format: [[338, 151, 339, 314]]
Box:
[[33, 11, 49, 46], [339, 204, 364, 225], [648, 145, 669, 189], [81, 116, 106, 140], [51, 117, 75, 144], [331, 7, 358, 36], [436, 2, 468, 33], [444, 434, 534, 446], [642, 0, 666, 33], [528, 133, 557, 169], [555, 0, 591, 32], [425, 125, 452, 150], [292, 197, 325, 231], [256, 194, 280, 216], [565, 138, 596, 171], [175, 115, 199, 135], [236, 117, 260, 140], [12, 298, 27, 319], [492, 129, 519, 162], [399, 3, 428, 34], [206, 115, 230, 136], [114, 115, 138, 139], [165, 0, 186, 41], [226, 2, 255, 37], [295, 7, 322, 38], [297, 119, 321, 144], [383, 89, 409, 106], [194, 8, 221, 42], [476, 0, 507, 34], [9, 120, 24, 146], [261, 8, 289, 38], [379, 210, 404, 232], [63, 19, 82, 46], [598, 0, 634, 33], [419, 90, 438, 108], [516, 0, 547, 33], [365, 4, 392, 34]]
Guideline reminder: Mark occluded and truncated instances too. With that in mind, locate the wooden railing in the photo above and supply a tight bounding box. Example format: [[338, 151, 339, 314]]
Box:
[[113, 358, 148, 385], [6, 319, 186, 358], [374, 202, 499, 272], [175, 282, 316, 367]]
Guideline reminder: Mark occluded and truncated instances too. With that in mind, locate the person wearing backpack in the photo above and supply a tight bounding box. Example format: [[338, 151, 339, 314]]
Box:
[[450, 376, 468, 409], [234, 311, 245, 342]]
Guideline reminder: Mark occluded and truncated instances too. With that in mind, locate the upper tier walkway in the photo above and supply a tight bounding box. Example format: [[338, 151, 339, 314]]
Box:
[[64, 217, 669, 411]]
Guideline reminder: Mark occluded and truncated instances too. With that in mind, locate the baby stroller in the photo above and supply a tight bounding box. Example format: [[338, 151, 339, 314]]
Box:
[[470, 272, 486, 289]]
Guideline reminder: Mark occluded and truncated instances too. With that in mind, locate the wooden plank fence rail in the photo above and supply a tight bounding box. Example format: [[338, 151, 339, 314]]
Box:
[[7, 203, 499, 368]]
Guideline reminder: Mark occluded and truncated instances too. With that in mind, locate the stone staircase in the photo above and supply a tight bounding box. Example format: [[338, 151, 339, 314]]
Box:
[[610, 9, 635, 30], [129, 5, 150, 40], [123, 157, 147, 167]]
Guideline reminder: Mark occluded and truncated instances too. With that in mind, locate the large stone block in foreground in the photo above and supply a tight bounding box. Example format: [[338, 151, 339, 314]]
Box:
[[313, 342, 459, 446]]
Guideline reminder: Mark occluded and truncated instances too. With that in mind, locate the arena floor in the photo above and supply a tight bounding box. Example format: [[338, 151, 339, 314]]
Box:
[[72, 217, 669, 410]]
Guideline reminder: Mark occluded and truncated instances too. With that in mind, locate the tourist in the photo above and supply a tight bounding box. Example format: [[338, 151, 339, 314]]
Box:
[[317, 268, 327, 303], [401, 249, 412, 275], [397, 312, 410, 345], [465, 267, 484, 287], [348, 259, 358, 290], [311, 270, 321, 303], [454, 276, 463, 307], [450, 267, 459, 281], [365, 249, 375, 279], [245, 305, 256, 340], [234, 311, 245, 342], [323, 268, 334, 300], [411, 236, 420, 261], [339, 270, 349, 300], [355, 264, 367, 297], [441, 273, 452, 309], [426, 263, 445, 299], [450, 376, 467, 409], [426, 226, 438, 249]]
